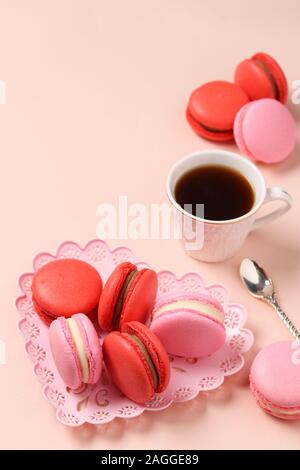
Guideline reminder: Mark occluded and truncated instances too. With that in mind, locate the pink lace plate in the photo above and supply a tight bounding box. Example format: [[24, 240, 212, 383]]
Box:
[[16, 240, 254, 427]]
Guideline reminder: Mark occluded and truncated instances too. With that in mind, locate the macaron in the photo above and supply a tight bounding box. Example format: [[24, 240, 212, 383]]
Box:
[[235, 52, 288, 103], [49, 313, 102, 389], [103, 321, 170, 403], [250, 341, 300, 420], [234, 98, 296, 164], [32, 259, 102, 325], [186, 81, 250, 141], [150, 293, 226, 358], [98, 262, 158, 332]]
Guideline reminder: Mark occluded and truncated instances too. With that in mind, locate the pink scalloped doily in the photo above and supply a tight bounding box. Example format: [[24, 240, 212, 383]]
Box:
[[16, 240, 254, 427]]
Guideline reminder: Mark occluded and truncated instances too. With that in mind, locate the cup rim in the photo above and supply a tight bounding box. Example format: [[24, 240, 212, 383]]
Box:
[[166, 150, 266, 225]]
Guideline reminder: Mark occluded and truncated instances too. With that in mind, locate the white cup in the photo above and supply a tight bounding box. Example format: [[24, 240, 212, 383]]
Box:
[[166, 150, 292, 262]]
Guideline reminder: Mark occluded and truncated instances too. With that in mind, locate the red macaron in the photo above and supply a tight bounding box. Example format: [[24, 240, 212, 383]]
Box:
[[32, 259, 103, 325], [98, 262, 158, 332], [235, 52, 288, 103], [103, 321, 170, 403], [186, 80, 250, 141]]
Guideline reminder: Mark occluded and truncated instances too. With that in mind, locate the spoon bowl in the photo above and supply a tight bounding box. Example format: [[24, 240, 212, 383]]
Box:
[[240, 258, 274, 299]]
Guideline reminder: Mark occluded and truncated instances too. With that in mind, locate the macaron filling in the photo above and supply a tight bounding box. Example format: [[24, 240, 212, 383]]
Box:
[[153, 300, 224, 323], [32, 299, 58, 321], [67, 317, 89, 383], [124, 333, 159, 390], [201, 123, 232, 133], [254, 59, 279, 99], [264, 403, 300, 416], [251, 379, 300, 416], [112, 269, 139, 329], [253, 388, 300, 417], [186, 108, 232, 135], [33, 298, 97, 323]]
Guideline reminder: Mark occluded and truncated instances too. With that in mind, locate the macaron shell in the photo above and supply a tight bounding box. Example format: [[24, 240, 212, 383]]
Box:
[[32, 259, 102, 324], [73, 313, 102, 384], [122, 321, 170, 392], [151, 309, 226, 358], [234, 99, 296, 163], [250, 341, 300, 411], [49, 317, 82, 389], [187, 81, 249, 137], [119, 269, 158, 329], [103, 331, 155, 403], [98, 262, 135, 331]]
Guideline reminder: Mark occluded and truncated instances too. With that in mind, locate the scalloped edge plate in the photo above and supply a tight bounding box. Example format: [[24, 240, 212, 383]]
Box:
[[16, 239, 254, 426]]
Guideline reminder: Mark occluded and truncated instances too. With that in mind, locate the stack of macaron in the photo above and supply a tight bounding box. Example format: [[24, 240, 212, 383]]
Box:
[[186, 52, 297, 164], [32, 257, 228, 403]]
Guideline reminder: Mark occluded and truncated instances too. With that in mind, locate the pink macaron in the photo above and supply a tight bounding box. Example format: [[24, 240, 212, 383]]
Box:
[[250, 341, 300, 420], [49, 313, 102, 389], [234, 98, 296, 164], [150, 293, 226, 358]]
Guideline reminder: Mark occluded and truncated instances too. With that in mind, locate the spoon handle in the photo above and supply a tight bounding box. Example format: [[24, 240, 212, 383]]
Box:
[[267, 294, 300, 342]]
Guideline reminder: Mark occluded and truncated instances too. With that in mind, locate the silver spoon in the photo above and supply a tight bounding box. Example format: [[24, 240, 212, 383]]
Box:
[[240, 258, 300, 342]]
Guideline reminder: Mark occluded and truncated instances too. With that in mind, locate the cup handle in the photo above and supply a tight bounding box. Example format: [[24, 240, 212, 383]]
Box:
[[251, 187, 293, 231]]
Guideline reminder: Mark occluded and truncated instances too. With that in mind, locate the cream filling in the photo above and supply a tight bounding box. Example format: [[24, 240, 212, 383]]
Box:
[[154, 300, 223, 323], [67, 318, 89, 383], [124, 333, 159, 390], [264, 402, 300, 416]]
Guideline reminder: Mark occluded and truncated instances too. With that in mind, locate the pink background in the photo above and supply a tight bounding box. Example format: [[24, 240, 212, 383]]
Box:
[[1, 0, 300, 450]]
